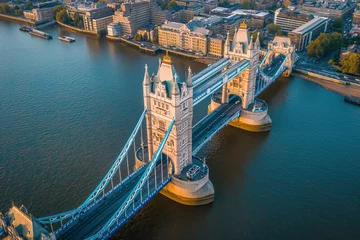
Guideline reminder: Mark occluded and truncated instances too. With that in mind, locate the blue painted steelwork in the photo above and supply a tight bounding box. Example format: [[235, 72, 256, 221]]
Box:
[[259, 50, 270, 69], [193, 111, 240, 154], [38, 109, 147, 225], [89, 120, 175, 240], [193, 60, 250, 106], [192, 96, 241, 154], [256, 54, 289, 97], [192, 58, 231, 87]]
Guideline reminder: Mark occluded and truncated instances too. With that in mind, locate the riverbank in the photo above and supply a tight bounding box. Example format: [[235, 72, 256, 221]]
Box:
[[292, 72, 360, 98], [0, 13, 35, 25], [56, 21, 99, 36]]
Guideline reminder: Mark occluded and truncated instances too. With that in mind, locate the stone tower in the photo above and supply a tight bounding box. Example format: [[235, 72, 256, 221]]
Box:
[[143, 52, 193, 175], [223, 21, 260, 109]]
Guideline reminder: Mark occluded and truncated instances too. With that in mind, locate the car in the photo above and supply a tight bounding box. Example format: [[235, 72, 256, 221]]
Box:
[[235, 100, 240, 105]]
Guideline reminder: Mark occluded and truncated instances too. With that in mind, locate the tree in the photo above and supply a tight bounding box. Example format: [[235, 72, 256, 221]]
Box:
[[307, 32, 343, 58], [53, 5, 64, 17], [267, 23, 280, 35], [24, 1, 33, 10], [73, 12, 84, 29], [218, 0, 229, 7], [167, 0, 177, 9], [0, 4, 11, 14], [283, 0, 291, 7], [333, 18, 344, 33], [328, 59, 335, 65], [56, 9, 69, 23], [341, 53, 360, 75], [241, 0, 250, 9]]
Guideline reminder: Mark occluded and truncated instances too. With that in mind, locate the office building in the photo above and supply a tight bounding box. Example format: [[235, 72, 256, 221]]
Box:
[[158, 21, 208, 54], [288, 17, 329, 51], [113, 1, 151, 36], [301, 1, 356, 19], [274, 8, 313, 33], [23, 7, 54, 23], [107, 22, 121, 36]]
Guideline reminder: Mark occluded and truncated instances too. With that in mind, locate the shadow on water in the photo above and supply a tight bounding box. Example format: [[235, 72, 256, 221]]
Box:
[[112, 117, 270, 240]]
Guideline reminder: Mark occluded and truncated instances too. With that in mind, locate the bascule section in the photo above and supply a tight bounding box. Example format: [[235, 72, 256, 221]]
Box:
[[256, 36, 295, 97]]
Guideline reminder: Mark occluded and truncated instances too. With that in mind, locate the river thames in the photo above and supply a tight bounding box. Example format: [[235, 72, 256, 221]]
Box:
[[1, 20, 360, 239]]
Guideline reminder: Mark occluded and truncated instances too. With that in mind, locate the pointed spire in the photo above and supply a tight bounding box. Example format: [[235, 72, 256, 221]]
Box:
[[143, 64, 150, 85], [248, 35, 254, 50], [255, 33, 260, 48], [172, 73, 180, 95], [186, 66, 192, 87]]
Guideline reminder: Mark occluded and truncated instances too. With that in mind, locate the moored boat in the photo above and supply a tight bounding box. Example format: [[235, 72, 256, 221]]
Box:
[[19, 26, 32, 32], [344, 95, 360, 106], [29, 29, 52, 40], [58, 36, 75, 43]]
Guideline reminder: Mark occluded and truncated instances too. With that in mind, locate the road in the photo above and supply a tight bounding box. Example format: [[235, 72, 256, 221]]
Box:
[[192, 96, 241, 153], [58, 162, 168, 240]]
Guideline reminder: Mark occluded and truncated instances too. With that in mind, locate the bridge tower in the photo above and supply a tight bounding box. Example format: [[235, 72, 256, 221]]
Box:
[[143, 52, 193, 175], [267, 36, 295, 77], [222, 21, 259, 109], [142, 52, 214, 206], [209, 21, 272, 132]]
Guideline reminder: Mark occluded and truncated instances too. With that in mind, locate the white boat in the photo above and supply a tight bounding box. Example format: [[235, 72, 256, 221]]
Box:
[[58, 36, 75, 43]]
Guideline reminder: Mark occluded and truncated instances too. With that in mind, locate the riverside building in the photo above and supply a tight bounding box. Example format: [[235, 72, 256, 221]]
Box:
[[158, 21, 208, 55], [274, 8, 313, 33], [288, 17, 329, 51]]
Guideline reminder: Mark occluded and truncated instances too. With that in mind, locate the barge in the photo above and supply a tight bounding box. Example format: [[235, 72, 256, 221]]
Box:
[[344, 95, 360, 106], [58, 36, 75, 43], [29, 29, 52, 40], [19, 25, 32, 32]]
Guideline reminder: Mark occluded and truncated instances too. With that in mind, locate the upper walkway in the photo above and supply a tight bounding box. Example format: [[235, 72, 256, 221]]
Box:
[[193, 60, 250, 106], [191, 58, 231, 87]]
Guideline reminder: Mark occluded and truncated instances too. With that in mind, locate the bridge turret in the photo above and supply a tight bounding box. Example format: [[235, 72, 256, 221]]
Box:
[[224, 31, 230, 58]]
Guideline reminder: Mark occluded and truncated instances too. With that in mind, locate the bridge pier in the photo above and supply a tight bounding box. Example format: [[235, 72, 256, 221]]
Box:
[[208, 96, 271, 132], [135, 148, 214, 206]]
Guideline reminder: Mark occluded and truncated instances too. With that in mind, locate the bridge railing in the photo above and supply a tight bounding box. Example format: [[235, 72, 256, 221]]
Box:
[[87, 120, 175, 240], [38, 110, 149, 231]]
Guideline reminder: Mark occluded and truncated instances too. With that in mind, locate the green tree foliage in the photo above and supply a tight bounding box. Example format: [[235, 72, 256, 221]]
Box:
[[241, 0, 250, 9], [218, 0, 230, 7], [328, 59, 335, 65], [134, 33, 143, 41], [161, 0, 177, 10], [73, 12, 83, 29], [267, 23, 281, 35], [53, 5, 64, 17], [307, 33, 343, 58], [25, 1, 33, 10], [333, 18, 344, 33], [340, 53, 360, 75], [0, 3, 22, 16], [56, 9, 69, 23], [249, 31, 264, 47]]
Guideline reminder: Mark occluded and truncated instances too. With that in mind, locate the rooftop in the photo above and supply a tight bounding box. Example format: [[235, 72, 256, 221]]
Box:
[[292, 17, 328, 34]]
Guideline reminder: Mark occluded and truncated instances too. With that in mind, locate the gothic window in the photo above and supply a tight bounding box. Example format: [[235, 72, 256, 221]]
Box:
[[153, 100, 156, 106], [166, 104, 169, 110], [162, 103, 164, 108], [159, 120, 165, 131]]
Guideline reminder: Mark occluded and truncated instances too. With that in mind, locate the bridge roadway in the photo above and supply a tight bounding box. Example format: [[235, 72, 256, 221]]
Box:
[[262, 54, 285, 77], [192, 95, 242, 154], [58, 162, 168, 240]]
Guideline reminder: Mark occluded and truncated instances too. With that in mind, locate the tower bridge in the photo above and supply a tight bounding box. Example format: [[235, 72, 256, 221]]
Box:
[[0, 22, 295, 240]]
